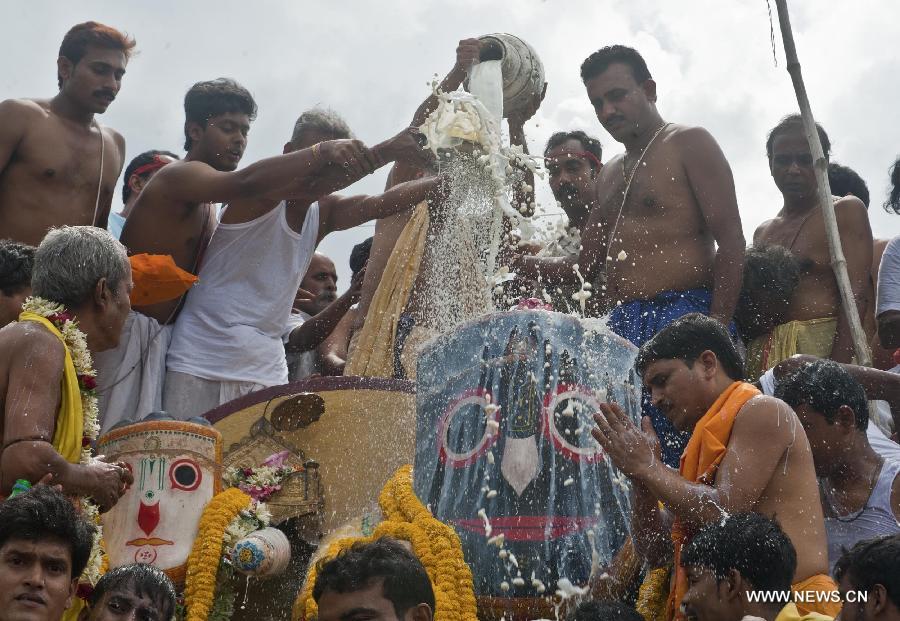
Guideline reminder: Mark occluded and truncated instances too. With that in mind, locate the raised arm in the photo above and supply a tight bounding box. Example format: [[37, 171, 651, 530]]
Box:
[[679, 127, 745, 325], [409, 38, 481, 129], [318, 176, 440, 238], [150, 140, 374, 206], [831, 196, 873, 363]]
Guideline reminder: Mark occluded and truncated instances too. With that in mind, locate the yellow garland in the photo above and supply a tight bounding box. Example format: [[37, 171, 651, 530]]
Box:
[[296, 466, 477, 621], [183, 488, 252, 621], [636, 567, 671, 621]]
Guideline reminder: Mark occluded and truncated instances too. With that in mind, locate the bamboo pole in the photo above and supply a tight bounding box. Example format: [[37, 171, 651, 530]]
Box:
[[774, 0, 872, 366]]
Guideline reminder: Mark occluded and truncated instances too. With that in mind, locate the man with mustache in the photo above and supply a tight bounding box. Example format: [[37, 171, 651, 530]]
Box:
[[0, 22, 134, 245], [516, 45, 745, 467], [747, 115, 872, 378]]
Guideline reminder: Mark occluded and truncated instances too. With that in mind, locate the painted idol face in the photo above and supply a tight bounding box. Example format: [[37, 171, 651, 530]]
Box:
[[414, 311, 639, 597], [98, 421, 222, 584]]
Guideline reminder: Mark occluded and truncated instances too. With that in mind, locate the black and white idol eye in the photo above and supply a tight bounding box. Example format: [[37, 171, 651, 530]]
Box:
[[543, 384, 605, 464], [169, 459, 202, 491], [437, 389, 499, 468]]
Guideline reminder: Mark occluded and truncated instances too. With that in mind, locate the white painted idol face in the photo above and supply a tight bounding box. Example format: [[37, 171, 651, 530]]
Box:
[[98, 421, 223, 584]]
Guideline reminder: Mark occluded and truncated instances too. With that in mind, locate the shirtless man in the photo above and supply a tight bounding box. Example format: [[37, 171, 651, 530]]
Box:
[[748, 115, 872, 377], [0, 22, 133, 244], [162, 106, 437, 416], [517, 45, 745, 466], [0, 227, 132, 509], [591, 313, 833, 620], [108, 150, 179, 239]]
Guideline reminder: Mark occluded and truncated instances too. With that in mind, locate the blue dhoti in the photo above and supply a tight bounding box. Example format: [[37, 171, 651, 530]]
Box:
[[608, 288, 730, 467]]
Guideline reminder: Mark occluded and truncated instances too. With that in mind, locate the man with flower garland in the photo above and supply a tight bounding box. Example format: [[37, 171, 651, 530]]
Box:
[[0, 226, 133, 510]]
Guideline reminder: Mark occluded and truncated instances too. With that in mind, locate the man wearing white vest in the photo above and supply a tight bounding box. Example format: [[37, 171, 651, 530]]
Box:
[[163, 108, 439, 418]]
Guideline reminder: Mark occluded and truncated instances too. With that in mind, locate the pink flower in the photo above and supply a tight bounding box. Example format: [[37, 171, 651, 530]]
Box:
[[79, 375, 97, 391], [261, 450, 291, 468], [514, 297, 553, 311]]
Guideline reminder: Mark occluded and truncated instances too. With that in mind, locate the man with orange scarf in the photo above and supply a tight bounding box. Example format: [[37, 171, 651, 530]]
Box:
[[591, 313, 837, 620]]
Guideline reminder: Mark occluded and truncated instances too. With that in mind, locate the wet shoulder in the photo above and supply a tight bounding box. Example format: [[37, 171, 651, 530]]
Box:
[[734, 394, 798, 440], [0, 321, 64, 366]]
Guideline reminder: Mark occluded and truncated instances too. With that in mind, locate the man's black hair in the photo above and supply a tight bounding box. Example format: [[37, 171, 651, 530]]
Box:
[[183, 78, 257, 151], [885, 156, 900, 215], [635, 313, 744, 381], [775, 359, 869, 430], [580, 45, 652, 84], [312, 538, 435, 618], [681, 512, 797, 593], [89, 564, 177, 620], [834, 534, 900, 610], [121, 150, 180, 204], [0, 485, 95, 579], [567, 600, 643, 621], [734, 246, 801, 340], [766, 113, 831, 162], [350, 237, 373, 276], [0, 240, 35, 296], [828, 162, 870, 208], [544, 131, 603, 170]]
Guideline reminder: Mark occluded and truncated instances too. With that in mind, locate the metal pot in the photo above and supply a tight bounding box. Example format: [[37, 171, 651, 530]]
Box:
[[473, 33, 545, 118]]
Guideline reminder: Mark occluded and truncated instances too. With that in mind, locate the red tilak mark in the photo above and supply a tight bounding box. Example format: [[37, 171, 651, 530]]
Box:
[[137, 501, 160, 536]]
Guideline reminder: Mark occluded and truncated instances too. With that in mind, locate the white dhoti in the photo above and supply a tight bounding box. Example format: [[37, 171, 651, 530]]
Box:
[[162, 371, 266, 420], [95, 311, 172, 433]]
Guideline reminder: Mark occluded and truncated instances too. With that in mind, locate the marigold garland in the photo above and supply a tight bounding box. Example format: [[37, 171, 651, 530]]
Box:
[[19, 297, 105, 590], [183, 488, 252, 621], [296, 465, 477, 621], [636, 566, 671, 621]]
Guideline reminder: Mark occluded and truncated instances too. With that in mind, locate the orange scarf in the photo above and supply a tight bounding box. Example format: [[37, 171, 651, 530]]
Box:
[[667, 381, 761, 621], [129, 254, 198, 306]]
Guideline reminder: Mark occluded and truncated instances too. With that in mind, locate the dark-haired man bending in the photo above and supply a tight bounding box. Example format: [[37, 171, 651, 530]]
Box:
[[748, 115, 872, 377], [591, 313, 835, 620], [0, 22, 133, 245], [681, 513, 832, 621], [775, 360, 900, 574], [313, 538, 434, 621], [517, 45, 745, 467], [80, 564, 176, 621]]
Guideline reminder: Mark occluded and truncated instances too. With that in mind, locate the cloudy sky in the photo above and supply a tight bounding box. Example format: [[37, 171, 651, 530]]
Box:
[[4, 0, 899, 288]]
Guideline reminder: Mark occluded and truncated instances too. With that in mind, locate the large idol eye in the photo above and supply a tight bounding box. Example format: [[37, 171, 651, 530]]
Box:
[[169, 459, 202, 491], [438, 388, 499, 468], [543, 383, 605, 463]]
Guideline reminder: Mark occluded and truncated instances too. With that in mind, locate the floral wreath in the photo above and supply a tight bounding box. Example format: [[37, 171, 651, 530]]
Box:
[[19, 297, 105, 592], [295, 465, 477, 621], [223, 450, 304, 502], [183, 488, 271, 621]]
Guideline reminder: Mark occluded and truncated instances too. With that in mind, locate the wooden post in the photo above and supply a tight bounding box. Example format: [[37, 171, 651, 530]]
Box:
[[774, 0, 872, 366]]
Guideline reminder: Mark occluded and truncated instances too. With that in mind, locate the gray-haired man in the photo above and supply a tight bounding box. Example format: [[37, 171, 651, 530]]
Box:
[[0, 226, 133, 510]]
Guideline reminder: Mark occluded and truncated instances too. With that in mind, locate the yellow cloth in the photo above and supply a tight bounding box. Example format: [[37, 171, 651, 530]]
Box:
[[775, 602, 833, 621], [345, 203, 429, 377], [18, 312, 88, 621], [790, 574, 841, 619], [745, 317, 837, 378], [668, 381, 761, 621], [18, 312, 83, 464]]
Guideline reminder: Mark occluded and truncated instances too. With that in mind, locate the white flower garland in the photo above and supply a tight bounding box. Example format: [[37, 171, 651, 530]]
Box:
[[20, 296, 104, 588]]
